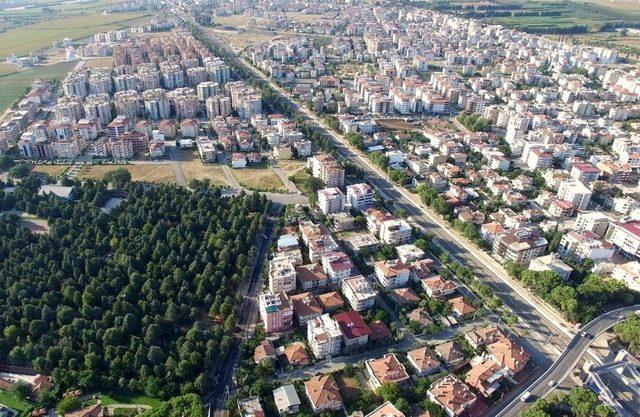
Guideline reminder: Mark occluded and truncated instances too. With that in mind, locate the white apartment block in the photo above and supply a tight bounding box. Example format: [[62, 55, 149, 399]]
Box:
[[268, 256, 297, 293], [341, 275, 376, 311], [557, 180, 592, 211], [380, 219, 412, 245], [605, 221, 640, 259], [374, 259, 410, 289], [307, 314, 342, 359], [346, 183, 374, 211], [575, 212, 612, 237], [318, 187, 346, 215], [558, 230, 615, 262]]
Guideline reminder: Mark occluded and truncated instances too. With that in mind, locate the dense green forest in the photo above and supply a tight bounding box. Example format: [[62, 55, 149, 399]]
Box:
[[0, 178, 269, 399]]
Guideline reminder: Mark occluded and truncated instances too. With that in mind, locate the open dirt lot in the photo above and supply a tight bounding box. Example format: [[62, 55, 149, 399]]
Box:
[[232, 166, 285, 191], [178, 151, 229, 186]]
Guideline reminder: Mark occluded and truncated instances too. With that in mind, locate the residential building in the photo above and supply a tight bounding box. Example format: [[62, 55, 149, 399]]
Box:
[[273, 385, 301, 416], [395, 244, 425, 264], [341, 275, 376, 311], [374, 259, 410, 288], [238, 397, 264, 417], [379, 219, 412, 245], [296, 264, 328, 292], [612, 261, 640, 292], [487, 335, 531, 377], [307, 153, 345, 188], [407, 347, 441, 377], [605, 221, 640, 259], [529, 254, 573, 281], [290, 292, 322, 325], [364, 402, 405, 417], [448, 296, 476, 319], [558, 230, 615, 262], [321, 252, 354, 284], [259, 292, 293, 333], [269, 256, 297, 293], [317, 187, 346, 215], [557, 180, 592, 211], [333, 310, 371, 348], [346, 183, 374, 210], [492, 228, 548, 265], [575, 212, 612, 237], [421, 276, 458, 298], [427, 375, 477, 417], [465, 358, 507, 398], [365, 354, 410, 390], [307, 314, 342, 359], [304, 374, 342, 414]]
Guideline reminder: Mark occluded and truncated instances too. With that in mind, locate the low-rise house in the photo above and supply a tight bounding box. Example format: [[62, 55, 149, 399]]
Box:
[[409, 258, 436, 282], [368, 320, 392, 343], [365, 353, 410, 390], [406, 307, 434, 328], [304, 374, 343, 414], [390, 287, 420, 306], [465, 358, 507, 397], [464, 325, 505, 350], [333, 310, 371, 348], [374, 259, 410, 288], [238, 397, 264, 417], [487, 335, 531, 377], [365, 401, 405, 417], [407, 347, 441, 377], [273, 385, 301, 415], [434, 341, 466, 368], [427, 375, 477, 417], [447, 296, 476, 319], [316, 291, 345, 312], [421, 276, 458, 298], [342, 275, 376, 311], [254, 340, 277, 364], [281, 342, 310, 367]]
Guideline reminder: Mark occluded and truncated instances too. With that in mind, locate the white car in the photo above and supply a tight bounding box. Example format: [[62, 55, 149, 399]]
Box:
[[548, 380, 556, 387]]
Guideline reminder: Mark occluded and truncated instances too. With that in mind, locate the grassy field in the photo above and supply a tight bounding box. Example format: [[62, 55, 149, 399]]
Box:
[[178, 151, 229, 186], [100, 392, 163, 408], [0, 12, 148, 59], [232, 166, 285, 191], [78, 164, 177, 184], [0, 389, 32, 414], [430, 0, 640, 33], [30, 163, 70, 177], [277, 160, 307, 177], [0, 61, 76, 113]]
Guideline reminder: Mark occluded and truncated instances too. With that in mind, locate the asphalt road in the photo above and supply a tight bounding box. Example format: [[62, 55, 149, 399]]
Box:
[[494, 306, 640, 417]]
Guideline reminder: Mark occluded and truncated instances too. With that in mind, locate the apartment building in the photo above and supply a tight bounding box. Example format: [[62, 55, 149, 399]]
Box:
[[575, 212, 612, 237], [557, 180, 592, 211], [268, 256, 297, 293], [307, 314, 342, 359], [333, 310, 371, 348], [374, 259, 410, 289], [492, 228, 548, 265], [258, 292, 293, 333], [307, 153, 345, 188], [605, 221, 640, 259], [558, 230, 615, 261], [304, 375, 342, 414], [321, 252, 353, 284], [317, 187, 346, 215], [379, 219, 412, 245], [365, 354, 410, 390], [346, 183, 374, 210], [341, 275, 376, 311]]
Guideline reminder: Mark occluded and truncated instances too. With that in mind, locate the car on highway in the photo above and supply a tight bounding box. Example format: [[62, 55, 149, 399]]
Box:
[[520, 391, 532, 402]]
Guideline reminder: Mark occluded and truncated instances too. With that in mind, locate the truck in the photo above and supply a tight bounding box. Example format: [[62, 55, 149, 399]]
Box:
[[520, 391, 532, 402]]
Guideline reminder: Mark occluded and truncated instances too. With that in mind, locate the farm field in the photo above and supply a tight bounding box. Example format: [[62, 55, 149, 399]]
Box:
[[78, 164, 177, 184], [0, 61, 76, 113], [232, 166, 286, 191], [178, 151, 229, 186], [0, 12, 148, 59]]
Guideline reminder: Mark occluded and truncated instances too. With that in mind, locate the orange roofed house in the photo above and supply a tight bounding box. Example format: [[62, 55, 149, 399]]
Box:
[[465, 358, 507, 397], [304, 374, 343, 414], [365, 353, 410, 389], [365, 401, 405, 417], [427, 375, 477, 417], [486, 335, 531, 378]]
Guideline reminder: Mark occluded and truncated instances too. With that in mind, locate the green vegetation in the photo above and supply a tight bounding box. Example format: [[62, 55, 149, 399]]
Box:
[[522, 386, 614, 417], [613, 315, 640, 355], [57, 396, 82, 415], [100, 392, 163, 408], [0, 61, 76, 113], [457, 112, 492, 132], [0, 389, 33, 414], [139, 394, 204, 417], [0, 13, 148, 59], [505, 265, 637, 323], [0, 178, 269, 399]]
